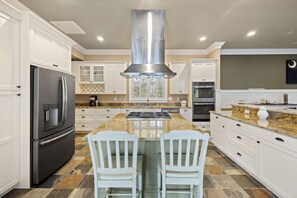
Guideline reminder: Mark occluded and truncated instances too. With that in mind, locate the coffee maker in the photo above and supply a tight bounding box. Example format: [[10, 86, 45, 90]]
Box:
[[89, 95, 97, 106]]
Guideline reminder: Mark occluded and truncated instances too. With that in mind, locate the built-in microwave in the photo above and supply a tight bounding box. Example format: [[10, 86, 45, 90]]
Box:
[[192, 82, 215, 103]]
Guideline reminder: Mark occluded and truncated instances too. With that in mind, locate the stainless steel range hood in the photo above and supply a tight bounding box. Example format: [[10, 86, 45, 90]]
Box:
[[121, 10, 176, 79]]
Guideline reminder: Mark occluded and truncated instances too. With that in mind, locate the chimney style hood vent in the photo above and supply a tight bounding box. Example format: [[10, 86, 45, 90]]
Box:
[[121, 10, 176, 79]]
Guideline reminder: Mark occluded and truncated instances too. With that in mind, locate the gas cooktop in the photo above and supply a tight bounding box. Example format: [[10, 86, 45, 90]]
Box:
[[125, 112, 171, 120]]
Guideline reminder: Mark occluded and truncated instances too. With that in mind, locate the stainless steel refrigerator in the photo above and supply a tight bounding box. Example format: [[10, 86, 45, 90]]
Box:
[[30, 66, 75, 185]]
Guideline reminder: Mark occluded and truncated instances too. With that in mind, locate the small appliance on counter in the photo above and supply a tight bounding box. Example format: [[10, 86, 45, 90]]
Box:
[[181, 100, 187, 107], [89, 95, 98, 106]]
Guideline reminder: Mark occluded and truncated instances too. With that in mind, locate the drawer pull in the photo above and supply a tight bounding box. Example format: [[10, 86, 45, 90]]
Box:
[[82, 109, 85, 112], [126, 110, 129, 112], [257, 140, 260, 144], [236, 123, 241, 127], [107, 116, 110, 118], [275, 137, 284, 142], [237, 152, 242, 157], [222, 125, 225, 128], [237, 136, 241, 139], [82, 116, 85, 118], [184, 110, 187, 112], [216, 116, 218, 119], [82, 125, 85, 127], [107, 110, 110, 112]]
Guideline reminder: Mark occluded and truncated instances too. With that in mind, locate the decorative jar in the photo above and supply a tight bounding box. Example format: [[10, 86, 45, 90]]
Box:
[[257, 106, 269, 120]]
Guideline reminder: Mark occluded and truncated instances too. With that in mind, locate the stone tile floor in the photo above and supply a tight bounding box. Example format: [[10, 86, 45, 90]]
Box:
[[4, 134, 278, 198]]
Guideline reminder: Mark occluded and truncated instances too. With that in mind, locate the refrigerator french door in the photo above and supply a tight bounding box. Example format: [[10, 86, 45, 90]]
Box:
[[30, 66, 75, 185]]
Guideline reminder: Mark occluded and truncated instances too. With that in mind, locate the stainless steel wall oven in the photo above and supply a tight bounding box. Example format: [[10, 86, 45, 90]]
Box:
[[192, 82, 215, 121]]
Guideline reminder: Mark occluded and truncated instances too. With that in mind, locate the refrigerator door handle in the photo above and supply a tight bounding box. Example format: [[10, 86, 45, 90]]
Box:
[[64, 76, 68, 122], [61, 76, 66, 124], [39, 129, 74, 146]]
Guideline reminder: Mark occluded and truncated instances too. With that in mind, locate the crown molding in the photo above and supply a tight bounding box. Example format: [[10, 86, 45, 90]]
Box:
[[221, 48, 297, 55], [72, 42, 226, 56], [165, 49, 207, 55], [206, 41, 225, 54]]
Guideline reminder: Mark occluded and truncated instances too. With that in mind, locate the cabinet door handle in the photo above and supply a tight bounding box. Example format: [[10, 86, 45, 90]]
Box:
[[237, 152, 242, 157], [107, 110, 110, 112], [53, 64, 58, 67], [236, 123, 241, 127], [184, 110, 187, 112], [82, 116, 85, 118], [82, 109, 85, 112], [113, 91, 116, 93], [275, 137, 284, 142], [215, 116, 218, 119], [107, 116, 110, 118], [179, 91, 182, 93], [257, 140, 260, 144], [82, 125, 85, 127], [126, 110, 129, 112], [17, 85, 21, 88], [222, 126, 225, 128], [237, 136, 241, 139]]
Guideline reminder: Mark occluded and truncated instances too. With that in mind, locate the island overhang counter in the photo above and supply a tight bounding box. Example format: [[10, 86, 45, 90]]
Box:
[[84, 113, 204, 141], [83, 113, 207, 195]]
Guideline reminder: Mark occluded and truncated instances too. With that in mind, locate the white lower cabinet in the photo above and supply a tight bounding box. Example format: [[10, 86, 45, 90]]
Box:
[[0, 91, 20, 195], [259, 138, 297, 197], [180, 108, 192, 121], [210, 113, 297, 198], [75, 109, 96, 131], [210, 120, 226, 151]]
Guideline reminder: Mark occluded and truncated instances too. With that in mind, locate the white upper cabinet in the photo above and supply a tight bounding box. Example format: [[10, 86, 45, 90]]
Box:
[[53, 40, 71, 71], [192, 60, 216, 82], [170, 62, 189, 94], [0, 13, 19, 90], [78, 63, 104, 84], [71, 61, 127, 94], [30, 26, 71, 72], [104, 64, 126, 94]]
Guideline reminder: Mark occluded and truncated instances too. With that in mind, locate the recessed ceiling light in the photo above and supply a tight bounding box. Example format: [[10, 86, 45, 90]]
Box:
[[97, 36, 104, 42], [200, 36, 206, 41], [247, 31, 256, 37]]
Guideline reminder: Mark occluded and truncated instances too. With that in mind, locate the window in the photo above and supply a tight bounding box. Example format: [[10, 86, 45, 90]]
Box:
[[129, 77, 168, 102]]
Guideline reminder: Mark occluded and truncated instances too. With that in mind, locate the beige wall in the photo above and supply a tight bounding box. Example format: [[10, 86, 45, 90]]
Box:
[[71, 48, 86, 61], [221, 55, 297, 89], [207, 49, 221, 89]]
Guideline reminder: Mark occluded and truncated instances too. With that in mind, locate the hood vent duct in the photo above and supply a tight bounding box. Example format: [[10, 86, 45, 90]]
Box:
[[121, 10, 176, 79]]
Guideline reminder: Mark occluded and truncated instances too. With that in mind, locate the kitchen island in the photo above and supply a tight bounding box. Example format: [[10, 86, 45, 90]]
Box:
[[210, 104, 297, 197], [84, 113, 205, 195]]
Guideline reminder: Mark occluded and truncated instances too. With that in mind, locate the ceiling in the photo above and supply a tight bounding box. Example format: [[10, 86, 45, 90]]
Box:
[[17, 0, 297, 50]]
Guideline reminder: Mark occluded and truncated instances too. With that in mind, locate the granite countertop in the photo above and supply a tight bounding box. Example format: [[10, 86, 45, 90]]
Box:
[[211, 111, 297, 139], [84, 113, 204, 141], [76, 103, 191, 109], [233, 104, 297, 115]]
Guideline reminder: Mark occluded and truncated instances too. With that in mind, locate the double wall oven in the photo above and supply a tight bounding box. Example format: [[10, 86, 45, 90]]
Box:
[[192, 82, 215, 121]]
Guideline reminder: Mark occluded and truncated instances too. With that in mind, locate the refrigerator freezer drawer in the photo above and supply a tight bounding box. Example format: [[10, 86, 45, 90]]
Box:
[[32, 127, 75, 185]]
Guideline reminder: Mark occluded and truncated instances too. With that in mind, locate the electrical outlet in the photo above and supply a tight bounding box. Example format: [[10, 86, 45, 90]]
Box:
[[114, 97, 117, 101]]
